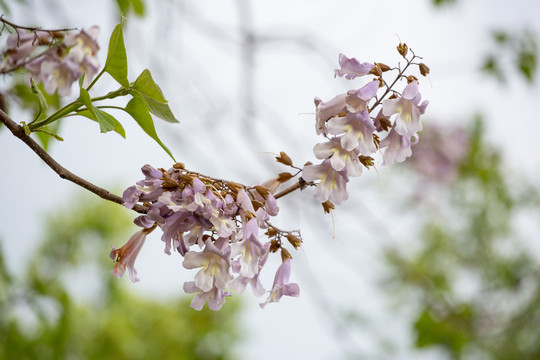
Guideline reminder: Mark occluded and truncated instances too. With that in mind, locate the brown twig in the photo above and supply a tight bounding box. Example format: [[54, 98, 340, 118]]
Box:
[[274, 178, 309, 200], [0, 109, 148, 214]]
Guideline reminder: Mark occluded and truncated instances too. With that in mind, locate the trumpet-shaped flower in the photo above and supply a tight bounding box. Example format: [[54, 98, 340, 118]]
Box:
[[302, 159, 349, 204], [334, 53, 374, 80], [260, 259, 299, 309], [109, 228, 149, 282], [184, 281, 231, 311], [182, 239, 233, 292], [313, 137, 363, 177], [327, 110, 377, 154], [382, 81, 428, 137]]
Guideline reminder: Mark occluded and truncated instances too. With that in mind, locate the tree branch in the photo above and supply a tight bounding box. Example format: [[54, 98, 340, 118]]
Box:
[[0, 109, 148, 214]]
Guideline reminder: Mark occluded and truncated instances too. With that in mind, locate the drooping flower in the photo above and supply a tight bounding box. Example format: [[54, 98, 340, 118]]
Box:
[[313, 137, 363, 177], [302, 159, 349, 204], [183, 281, 232, 311], [334, 53, 374, 80], [380, 127, 416, 166], [326, 110, 377, 155], [260, 259, 300, 309], [314, 94, 347, 136], [231, 219, 265, 278], [110, 228, 150, 282], [382, 81, 429, 137], [182, 238, 233, 292], [345, 80, 380, 113], [230, 243, 269, 297]]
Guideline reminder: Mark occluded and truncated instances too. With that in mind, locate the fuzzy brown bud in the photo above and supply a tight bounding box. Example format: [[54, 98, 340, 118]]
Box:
[[280, 248, 292, 262], [286, 234, 303, 249], [376, 62, 391, 72], [277, 172, 293, 183], [276, 151, 293, 166], [397, 43, 408, 57], [254, 185, 271, 198], [251, 200, 265, 211], [359, 155, 375, 169], [372, 133, 380, 148], [322, 200, 335, 214], [389, 93, 399, 100], [173, 162, 185, 169], [304, 161, 313, 166], [406, 75, 418, 84], [269, 239, 281, 253], [265, 228, 277, 238], [370, 63, 382, 77], [378, 117, 392, 132], [419, 63, 430, 76]]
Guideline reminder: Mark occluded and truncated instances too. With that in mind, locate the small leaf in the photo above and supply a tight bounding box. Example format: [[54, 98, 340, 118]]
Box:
[[133, 69, 166, 102], [132, 69, 179, 123], [79, 88, 115, 133], [125, 96, 175, 160], [30, 77, 48, 112], [104, 23, 129, 88], [77, 110, 126, 138]]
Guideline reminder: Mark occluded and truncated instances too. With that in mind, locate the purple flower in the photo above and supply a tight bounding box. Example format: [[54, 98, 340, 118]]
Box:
[[230, 243, 270, 297], [313, 137, 363, 177], [334, 53, 374, 80], [183, 281, 232, 311], [302, 159, 349, 204], [231, 219, 265, 278], [314, 94, 347, 136], [382, 81, 429, 137], [345, 80, 380, 113], [327, 110, 377, 155], [182, 239, 233, 292], [260, 259, 300, 309], [380, 127, 416, 166], [109, 228, 149, 282]]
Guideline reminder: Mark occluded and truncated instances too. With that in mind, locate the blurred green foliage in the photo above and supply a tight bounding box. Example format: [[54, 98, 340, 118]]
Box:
[[114, 0, 146, 17], [482, 29, 538, 84], [386, 118, 540, 359], [0, 196, 241, 360]]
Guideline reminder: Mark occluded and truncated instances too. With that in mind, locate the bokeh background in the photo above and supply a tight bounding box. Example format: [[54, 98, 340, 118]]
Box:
[[1, 0, 540, 359]]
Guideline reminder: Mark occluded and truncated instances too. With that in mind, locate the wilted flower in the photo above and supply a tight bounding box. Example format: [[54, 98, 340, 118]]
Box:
[[110, 228, 150, 282]]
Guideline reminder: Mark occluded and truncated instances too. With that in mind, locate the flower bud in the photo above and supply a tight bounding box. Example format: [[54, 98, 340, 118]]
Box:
[[281, 248, 292, 262], [321, 200, 335, 214], [173, 162, 185, 169], [286, 234, 303, 249], [276, 151, 293, 166], [407, 75, 418, 83], [397, 43, 408, 57], [254, 185, 271, 198], [376, 62, 391, 72], [269, 239, 281, 253], [277, 172, 293, 183], [265, 228, 277, 238], [369, 63, 382, 77], [358, 155, 375, 168], [419, 63, 430, 76]]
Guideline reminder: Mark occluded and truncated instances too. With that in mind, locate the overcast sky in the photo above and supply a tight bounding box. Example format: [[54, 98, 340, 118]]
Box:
[[2, 0, 540, 359]]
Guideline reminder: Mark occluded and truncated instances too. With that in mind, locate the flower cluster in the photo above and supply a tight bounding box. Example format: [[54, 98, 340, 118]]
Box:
[[112, 164, 300, 310], [2, 27, 100, 96], [303, 48, 429, 205]]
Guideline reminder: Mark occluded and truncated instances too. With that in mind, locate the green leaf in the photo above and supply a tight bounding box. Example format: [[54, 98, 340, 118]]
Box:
[[104, 23, 129, 88], [30, 77, 48, 112], [125, 96, 175, 160], [77, 110, 126, 138], [79, 88, 115, 133], [132, 69, 179, 123]]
